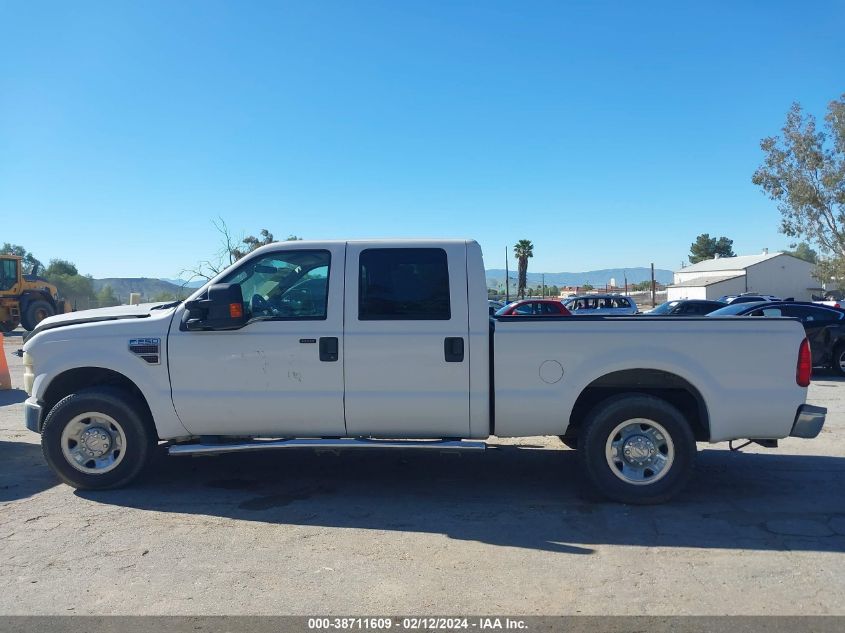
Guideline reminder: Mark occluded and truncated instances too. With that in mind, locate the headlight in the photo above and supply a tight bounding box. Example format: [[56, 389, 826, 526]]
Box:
[[22, 352, 34, 396]]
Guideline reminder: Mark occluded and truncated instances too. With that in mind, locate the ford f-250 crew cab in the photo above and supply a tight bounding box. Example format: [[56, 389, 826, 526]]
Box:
[[21, 239, 826, 503]]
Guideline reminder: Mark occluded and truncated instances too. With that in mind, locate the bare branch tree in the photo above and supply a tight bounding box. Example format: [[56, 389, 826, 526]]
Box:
[[181, 219, 301, 282], [181, 217, 239, 282]]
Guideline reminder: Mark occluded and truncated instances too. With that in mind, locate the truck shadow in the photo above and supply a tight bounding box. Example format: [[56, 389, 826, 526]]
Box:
[[811, 368, 845, 382], [75, 444, 845, 555], [0, 389, 28, 406]]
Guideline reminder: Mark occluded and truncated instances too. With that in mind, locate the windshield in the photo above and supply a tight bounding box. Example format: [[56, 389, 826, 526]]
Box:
[[649, 301, 680, 315], [495, 302, 518, 316], [706, 302, 766, 316]]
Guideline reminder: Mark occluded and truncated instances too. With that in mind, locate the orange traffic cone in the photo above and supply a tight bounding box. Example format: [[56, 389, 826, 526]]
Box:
[[0, 333, 11, 390]]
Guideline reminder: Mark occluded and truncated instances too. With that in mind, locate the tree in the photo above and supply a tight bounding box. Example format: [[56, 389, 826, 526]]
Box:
[[96, 285, 120, 307], [37, 257, 95, 306], [631, 280, 652, 292], [689, 233, 736, 264], [513, 239, 534, 299], [45, 259, 78, 277], [786, 242, 819, 264], [49, 273, 95, 307], [1, 243, 43, 274], [232, 229, 275, 261], [753, 95, 845, 262], [753, 94, 845, 289], [582, 283, 594, 292], [185, 218, 302, 281]]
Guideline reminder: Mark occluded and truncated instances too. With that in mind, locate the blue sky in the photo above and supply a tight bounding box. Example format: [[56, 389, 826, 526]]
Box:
[[1, 1, 843, 278]]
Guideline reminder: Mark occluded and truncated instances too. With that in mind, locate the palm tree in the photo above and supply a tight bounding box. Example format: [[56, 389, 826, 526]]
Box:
[[513, 239, 534, 299]]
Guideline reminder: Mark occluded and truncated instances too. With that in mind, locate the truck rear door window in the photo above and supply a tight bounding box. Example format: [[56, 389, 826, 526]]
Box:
[[358, 248, 451, 320]]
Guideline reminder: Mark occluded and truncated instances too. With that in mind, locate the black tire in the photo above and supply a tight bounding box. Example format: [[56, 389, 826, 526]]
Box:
[[577, 393, 696, 504], [559, 436, 578, 450], [832, 344, 845, 376], [21, 299, 55, 331], [0, 320, 15, 333], [41, 387, 155, 489]]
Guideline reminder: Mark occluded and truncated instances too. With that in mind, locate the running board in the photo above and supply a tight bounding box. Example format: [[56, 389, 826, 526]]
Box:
[[168, 438, 487, 457]]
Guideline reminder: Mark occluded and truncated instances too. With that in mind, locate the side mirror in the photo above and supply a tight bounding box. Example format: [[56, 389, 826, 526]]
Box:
[[184, 283, 247, 331]]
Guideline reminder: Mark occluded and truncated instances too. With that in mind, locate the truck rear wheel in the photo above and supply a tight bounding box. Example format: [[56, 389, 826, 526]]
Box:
[[41, 387, 155, 490], [21, 300, 55, 331], [577, 394, 696, 504]]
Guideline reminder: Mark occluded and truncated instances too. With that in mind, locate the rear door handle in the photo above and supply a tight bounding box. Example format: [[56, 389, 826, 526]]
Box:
[[444, 337, 464, 362], [319, 337, 339, 362]]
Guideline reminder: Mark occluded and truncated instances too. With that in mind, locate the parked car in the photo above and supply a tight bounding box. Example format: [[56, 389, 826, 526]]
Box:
[[22, 238, 824, 504], [494, 299, 571, 316], [717, 293, 781, 304], [563, 294, 638, 315], [708, 300, 845, 374], [645, 300, 726, 316], [488, 300, 506, 315], [812, 293, 843, 309]]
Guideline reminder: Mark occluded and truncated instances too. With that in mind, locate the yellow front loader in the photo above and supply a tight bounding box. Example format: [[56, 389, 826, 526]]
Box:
[[0, 255, 72, 332]]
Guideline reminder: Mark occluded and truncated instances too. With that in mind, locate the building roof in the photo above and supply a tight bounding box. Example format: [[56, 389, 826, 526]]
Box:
[[668, 274, 744, 288], [677, 252, 783, 274]]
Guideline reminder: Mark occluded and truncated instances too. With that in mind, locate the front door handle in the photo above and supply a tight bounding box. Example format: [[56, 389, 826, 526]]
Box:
[[319, 337, 339, 362], [444, 337, 464, 362]]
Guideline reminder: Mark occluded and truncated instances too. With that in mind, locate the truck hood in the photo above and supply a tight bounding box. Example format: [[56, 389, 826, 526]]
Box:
[[24, 302, 178, 342]]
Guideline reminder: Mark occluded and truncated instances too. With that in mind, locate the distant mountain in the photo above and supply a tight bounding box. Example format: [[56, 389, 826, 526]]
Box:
[[91, 278, 193, 301], [485, 267, 673, 288], [160, 278, 206, 289]]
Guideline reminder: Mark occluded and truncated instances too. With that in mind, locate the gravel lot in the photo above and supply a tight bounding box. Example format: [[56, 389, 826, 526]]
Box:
[[1, 330, 843, 615]]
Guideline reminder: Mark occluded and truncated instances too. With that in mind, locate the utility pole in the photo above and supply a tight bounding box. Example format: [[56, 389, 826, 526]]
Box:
[[505, 247, 510, 303], [624, 271, 628, 296], [650, 263, 656, 307], [542, 274, 545, 298]]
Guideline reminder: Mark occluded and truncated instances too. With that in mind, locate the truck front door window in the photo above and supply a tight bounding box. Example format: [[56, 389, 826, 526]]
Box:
[[223, 250, 331, 320]]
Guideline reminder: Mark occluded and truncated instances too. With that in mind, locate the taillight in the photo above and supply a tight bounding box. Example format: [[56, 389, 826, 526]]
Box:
[[797, 338, 812, 387], [835, 303, 841, 309]]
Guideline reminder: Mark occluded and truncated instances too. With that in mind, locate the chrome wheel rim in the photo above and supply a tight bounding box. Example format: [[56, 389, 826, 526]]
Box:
[[605, 418, 674, 486], [60, 412, 127, 474], [838, 350, 845, 372]]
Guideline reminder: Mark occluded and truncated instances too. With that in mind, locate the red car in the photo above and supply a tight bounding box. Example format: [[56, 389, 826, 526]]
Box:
[[494, 299, 572, 316]]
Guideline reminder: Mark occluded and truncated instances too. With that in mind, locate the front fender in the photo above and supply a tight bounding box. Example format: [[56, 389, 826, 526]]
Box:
[[26, 322, 188, 440]]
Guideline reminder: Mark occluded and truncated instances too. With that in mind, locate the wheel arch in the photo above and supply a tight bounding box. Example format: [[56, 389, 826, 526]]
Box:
[[20, 289, 56, 309], [565, 369, 711, 442], [39, 367, 155, 436]]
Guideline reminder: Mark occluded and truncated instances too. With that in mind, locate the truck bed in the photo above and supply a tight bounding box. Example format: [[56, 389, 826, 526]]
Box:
[[491, 315, 808, 442]]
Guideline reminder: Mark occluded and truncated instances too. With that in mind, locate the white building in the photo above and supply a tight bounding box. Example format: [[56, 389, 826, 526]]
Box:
[[667, 250, 821, 301]]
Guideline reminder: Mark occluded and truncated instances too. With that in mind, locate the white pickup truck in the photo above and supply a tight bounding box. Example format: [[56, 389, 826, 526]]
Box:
[[21, 239, 826, 503]]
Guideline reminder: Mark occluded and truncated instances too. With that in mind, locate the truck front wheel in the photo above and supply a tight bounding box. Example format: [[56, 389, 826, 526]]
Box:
[[578, 394, 696, 504], [41, 387, 155, 490]]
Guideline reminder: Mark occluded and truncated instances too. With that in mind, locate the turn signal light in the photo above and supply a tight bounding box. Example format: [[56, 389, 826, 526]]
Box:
[[229, 303, 244, 319], [797, 338, 812, 387]]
